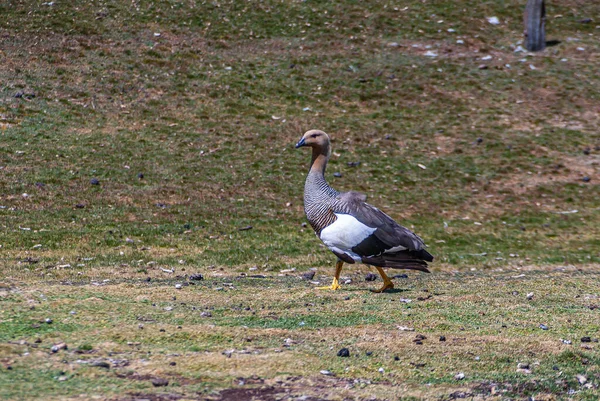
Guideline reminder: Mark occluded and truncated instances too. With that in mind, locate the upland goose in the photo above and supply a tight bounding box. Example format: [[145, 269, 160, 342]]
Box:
[[296, 130, 433, 293]]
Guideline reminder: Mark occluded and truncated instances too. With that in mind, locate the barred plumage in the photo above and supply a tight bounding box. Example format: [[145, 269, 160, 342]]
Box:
[[296, 129, 433, 293]]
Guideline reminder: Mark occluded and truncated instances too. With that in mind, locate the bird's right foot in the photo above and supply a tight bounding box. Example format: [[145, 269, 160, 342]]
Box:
[[318, 278, 341, 291]]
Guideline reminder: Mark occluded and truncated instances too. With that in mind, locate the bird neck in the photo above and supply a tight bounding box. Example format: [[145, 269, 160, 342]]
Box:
[[309, 145, 330, 175]]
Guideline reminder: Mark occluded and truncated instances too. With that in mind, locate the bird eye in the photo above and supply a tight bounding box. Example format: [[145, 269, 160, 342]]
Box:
[[311, 133, 319, 138]]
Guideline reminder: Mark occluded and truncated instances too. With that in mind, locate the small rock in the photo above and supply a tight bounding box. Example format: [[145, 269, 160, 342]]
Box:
[[51, 343, 68, 353], [397, 326, 415, 331], [378, 367, 385, 373], [539, 324, 548, 330], [392, 274, 408, 279], [581, 336, 591, 343], [347, 161, 361, 167], [582, 176, 591, 182], [333, 172, 342, 178], [454, 372, 465, 380], [365, 351, 373, 356], [45, 318, 53, 324], [561, 339, 572, 345], [517, 363, 530, 369], [90, 178, 100, 186], [487, 16, 500, 25], [579, 18, 592, 24], [169, 361, 176, 366], [175, 283, 182, 289], [478, 64, 488, 70], [365, 273, 377, 282], [394, 356, 400, 361], [138, 324, 144, 329], [320, 370, 333, 376], [337, 348, 350, 357], [189, 273, 204, 281], [344, 296, 350, 300], [301, 271, 315, 280], [439, 336, 446, 342], [576, 374, 587, 385], [200, 311, 212, 318], [137, 173, 144, 179], [90, 361, 110, 369], [526, 292, 534, 300], [151, 378, 169, 387]]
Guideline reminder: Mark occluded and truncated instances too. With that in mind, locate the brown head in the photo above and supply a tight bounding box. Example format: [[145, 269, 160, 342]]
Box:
[[295, 130, 331, 153], [295, 130, 332, 172]]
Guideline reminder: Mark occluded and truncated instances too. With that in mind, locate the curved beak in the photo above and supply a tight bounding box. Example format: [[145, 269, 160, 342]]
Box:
[[295, 137, 306, 148]]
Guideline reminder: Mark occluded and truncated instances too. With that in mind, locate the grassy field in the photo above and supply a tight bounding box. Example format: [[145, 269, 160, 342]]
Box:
[[1, 0, 599, 399]]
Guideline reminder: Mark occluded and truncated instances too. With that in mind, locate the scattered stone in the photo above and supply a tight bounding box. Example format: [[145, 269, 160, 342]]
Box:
[[478, 64, 488, 70], [175, 283, 182, 290], [517, 363, 530, 369], [347, 161, 361, 167], [51, 343, 68, 353], [333, 172, 342, 178], [200, 311, 212, 318], [137, 173, 144, 179], [397, 326, 415, 332], [394, 356, 400, 361], [301, 271, 315, 280], [169, 361, 176, 366], [539, 324, 548, 330], [582, 176, 591, 182], [90, 178, 100, 186], [526, 292, 534, 300], [365, 351, 373, 356], [151, 378, 169, 387], [454, 372, 465, 380], [576, 374, 587, 385], [581, 336, 591, 343], [45, 318, 53, 324], [320, 370, 333, 376], [378, 367, 385, 373], [392, 274, 408, 279], [365, 273, 377, 282], [337, 348, 350, 357], [75, 203, 85, 209], [561, 339, 572, 345], [439, 336, 446, 342], [579, 18, 592, 24], [487, 16, 500, 25], [343, 296, 350, 300], [189, 273, 204, 281], [238, 225, 253, 231], [90, 361, 110, 369]]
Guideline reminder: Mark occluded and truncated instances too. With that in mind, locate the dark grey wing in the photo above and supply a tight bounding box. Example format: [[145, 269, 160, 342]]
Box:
[[333, 192, 431, 260]]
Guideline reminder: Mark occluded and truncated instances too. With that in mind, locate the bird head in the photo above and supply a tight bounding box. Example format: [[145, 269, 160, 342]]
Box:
[[295, 130, 330, 150]]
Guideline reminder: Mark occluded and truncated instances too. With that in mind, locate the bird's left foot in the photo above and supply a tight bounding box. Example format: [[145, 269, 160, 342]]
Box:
[[371, 281, 394, 293]]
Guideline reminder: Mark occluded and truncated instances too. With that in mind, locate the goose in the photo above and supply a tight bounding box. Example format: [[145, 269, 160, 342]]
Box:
[[295, 129, 433, 293]]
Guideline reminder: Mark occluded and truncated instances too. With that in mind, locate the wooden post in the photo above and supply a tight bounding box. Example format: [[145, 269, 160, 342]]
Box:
[[524, 0, 546, 51]]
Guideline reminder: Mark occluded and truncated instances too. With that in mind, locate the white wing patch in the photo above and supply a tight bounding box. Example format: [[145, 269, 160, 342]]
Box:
[[320, 213, 376, 260]]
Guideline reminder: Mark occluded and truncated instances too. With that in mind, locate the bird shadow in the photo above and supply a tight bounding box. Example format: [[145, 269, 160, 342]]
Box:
[[546, 40, 561, 47]]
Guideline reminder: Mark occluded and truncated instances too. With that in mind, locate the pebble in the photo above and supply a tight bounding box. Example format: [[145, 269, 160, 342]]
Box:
[[301, 271, 315, 280], [137, 173, 144, 179], [576, 374, 587, 385], [51, 343, 68, 353], [487, 16, 500, 25], [45, 318, 53, 324], [189, 273, 204, 281], [320, 370, 333, 376], [90, 361, 110, 369], [378, 367, 385, 373], [90, 178, 100, 186], [439, 336, 446, 342], [200, 311, 212, 318], [365, 273, 377, 282], [175, 283, 182, 289], [333, 172, 342, 178], [539, 324, 548, 330], [394, 356, 400, 361], [151, 378, 169, 387], [581, 336, 591, 343], [478, 64, 488, 70], [582, 176, 591, 182], [337, 348, 350, 357], [526, 292, 534, 300], [454, 372, 465, 380]]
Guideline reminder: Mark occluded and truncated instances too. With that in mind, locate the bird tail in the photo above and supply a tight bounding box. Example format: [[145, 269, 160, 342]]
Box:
[[361, 250, 433, 273]]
